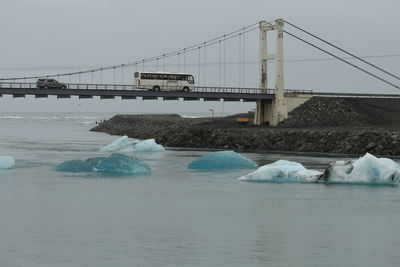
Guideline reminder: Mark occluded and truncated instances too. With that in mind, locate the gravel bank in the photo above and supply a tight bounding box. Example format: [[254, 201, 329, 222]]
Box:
[[91, 97, 400, 156]]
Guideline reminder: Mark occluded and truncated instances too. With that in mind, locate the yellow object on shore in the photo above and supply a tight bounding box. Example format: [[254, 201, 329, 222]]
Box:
[[235, 117, 251, 125]]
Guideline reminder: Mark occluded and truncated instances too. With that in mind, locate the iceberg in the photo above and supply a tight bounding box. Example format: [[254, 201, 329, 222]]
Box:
[[55, 154, 150, 174], [317, 153, 400, 184], [101, 136, 164, 153], [188, 151, 258, 170], [0, 155, 15, 169], [239, 153, 400, 185], [239, 160, 322, 182], [120, 139, 165, 153], [100, 136, 138, 152]]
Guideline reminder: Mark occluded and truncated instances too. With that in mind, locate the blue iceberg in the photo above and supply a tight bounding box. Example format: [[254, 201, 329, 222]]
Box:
[[101, 136, 164, 153], [188, 151, 258, 170], [55, 154, 150, 174], [0, 155, 15, 169], [239, 160, 321, 182], [239, 153, 400, 185]]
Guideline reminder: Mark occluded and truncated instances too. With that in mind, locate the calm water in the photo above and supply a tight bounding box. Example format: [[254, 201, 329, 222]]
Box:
[[0, 113, 399, 267]]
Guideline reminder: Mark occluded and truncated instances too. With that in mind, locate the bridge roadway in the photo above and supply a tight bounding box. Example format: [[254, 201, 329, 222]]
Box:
[[1, 82, 400, 101], [0, 82, 283, 102]]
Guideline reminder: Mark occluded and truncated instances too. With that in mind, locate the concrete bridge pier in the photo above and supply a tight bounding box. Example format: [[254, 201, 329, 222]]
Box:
[[255, 100, 273, 125], [254, 19, 287, 126]]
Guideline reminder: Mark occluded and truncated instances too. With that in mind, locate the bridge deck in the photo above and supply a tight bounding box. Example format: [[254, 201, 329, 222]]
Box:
[[0, 82, 277, 101], [1, 82, 399, 101]]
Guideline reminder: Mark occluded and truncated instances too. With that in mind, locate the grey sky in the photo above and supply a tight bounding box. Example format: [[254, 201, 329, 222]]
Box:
[[0, 0, 399, 113]]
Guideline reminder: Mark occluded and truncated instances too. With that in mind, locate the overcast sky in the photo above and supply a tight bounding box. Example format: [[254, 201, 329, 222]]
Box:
[[0, 0, 399, 113]]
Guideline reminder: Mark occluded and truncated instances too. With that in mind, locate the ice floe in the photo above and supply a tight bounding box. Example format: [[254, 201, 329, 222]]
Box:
[[55, 154, 150, 174], [100, 136, 164, 153], [239, 153, 400, 185], [120, 139, 165, 153], [188, 151, 258, 170], [0, 156, 15, 169], [317, 153, 400, 184], [238, 160, 321, 182], [100, 136, 138, 152]]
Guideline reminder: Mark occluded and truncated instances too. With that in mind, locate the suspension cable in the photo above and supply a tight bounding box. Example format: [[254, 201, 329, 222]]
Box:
[[239, 33, 242, 87], [242, 28, 246, 88], [183, 48, 186, 72], [198, 47, 201, 85], [223, 35, 226, 87], [203, 42, 206, 86], [284, 30, 400, 89], [121, 64, 124, 84], [284, 19, 400, 81], [218, 40, 221, 87], [177, 53, 180, 73]]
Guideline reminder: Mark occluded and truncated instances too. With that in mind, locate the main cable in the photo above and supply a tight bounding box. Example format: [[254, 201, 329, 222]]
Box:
[[284, 19, 400, 81], [284, 30, 400, 90]]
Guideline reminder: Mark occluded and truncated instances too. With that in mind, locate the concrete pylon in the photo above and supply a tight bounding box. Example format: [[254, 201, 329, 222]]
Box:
[[254, 19, 287, 126]]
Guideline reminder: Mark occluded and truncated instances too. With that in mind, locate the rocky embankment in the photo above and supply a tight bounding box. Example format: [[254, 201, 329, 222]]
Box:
[[91, 97, 400, 156]]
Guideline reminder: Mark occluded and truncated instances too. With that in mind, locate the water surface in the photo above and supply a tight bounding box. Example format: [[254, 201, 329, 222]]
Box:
[[0, 113, 399, 267]]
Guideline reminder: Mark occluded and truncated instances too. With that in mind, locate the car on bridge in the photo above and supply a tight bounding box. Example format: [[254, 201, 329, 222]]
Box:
[[36, 79, 67, 89]]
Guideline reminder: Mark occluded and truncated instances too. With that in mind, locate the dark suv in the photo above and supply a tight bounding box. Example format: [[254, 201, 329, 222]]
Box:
[[37, 78, 67, 89]]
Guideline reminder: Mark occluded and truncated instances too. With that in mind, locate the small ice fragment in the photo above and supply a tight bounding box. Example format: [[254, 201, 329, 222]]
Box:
[[0, 156, 15, 169], [188, 151, 258, 170], [55, 154, 150, 174]]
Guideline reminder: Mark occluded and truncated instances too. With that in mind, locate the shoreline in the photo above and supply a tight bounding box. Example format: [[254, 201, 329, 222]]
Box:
[[90, 97, 400, 157], [90, 113, 400, 157]]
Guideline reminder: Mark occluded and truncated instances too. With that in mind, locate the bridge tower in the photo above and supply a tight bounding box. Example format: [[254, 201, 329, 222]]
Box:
[[254, 19, 287, 126]]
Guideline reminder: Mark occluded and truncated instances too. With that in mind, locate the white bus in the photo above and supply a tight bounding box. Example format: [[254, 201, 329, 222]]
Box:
[[134, 71, 195, 91]]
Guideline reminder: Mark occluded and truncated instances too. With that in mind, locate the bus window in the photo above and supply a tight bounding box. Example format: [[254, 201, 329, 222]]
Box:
[[134, 72, 139, 78]]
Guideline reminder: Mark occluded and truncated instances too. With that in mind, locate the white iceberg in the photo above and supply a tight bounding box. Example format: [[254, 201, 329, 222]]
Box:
[[239, 153, 400, 185], [120, 138, 165, 153], [100, 136, 165, 153], [317, 153, 400, 184], [100, 136, 138, 152], [0, 156, 15, 169], [238, 160, 321, 182]]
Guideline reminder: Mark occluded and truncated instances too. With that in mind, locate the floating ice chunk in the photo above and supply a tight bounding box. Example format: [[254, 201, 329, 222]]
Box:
[[120, 139, 165, 153], [188, 151, 258, 170], [55, 154, 150, 174], [240, 153, 400, 185], [0, 156, 15, 169], [101, 136, 164, 153], [100, 136, 138, 152], [239, 160, 322, 182], [317, 153, 400, 184]]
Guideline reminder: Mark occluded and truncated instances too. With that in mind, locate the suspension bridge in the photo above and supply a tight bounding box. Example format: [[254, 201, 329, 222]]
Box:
[[0, 19, 399, 125]]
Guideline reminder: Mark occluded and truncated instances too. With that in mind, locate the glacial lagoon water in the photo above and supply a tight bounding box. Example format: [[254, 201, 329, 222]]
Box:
[[1, 113, 400, 267]]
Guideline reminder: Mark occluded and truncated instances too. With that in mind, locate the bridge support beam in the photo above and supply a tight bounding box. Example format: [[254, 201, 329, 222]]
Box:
[[254, 19, 287, 126]]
